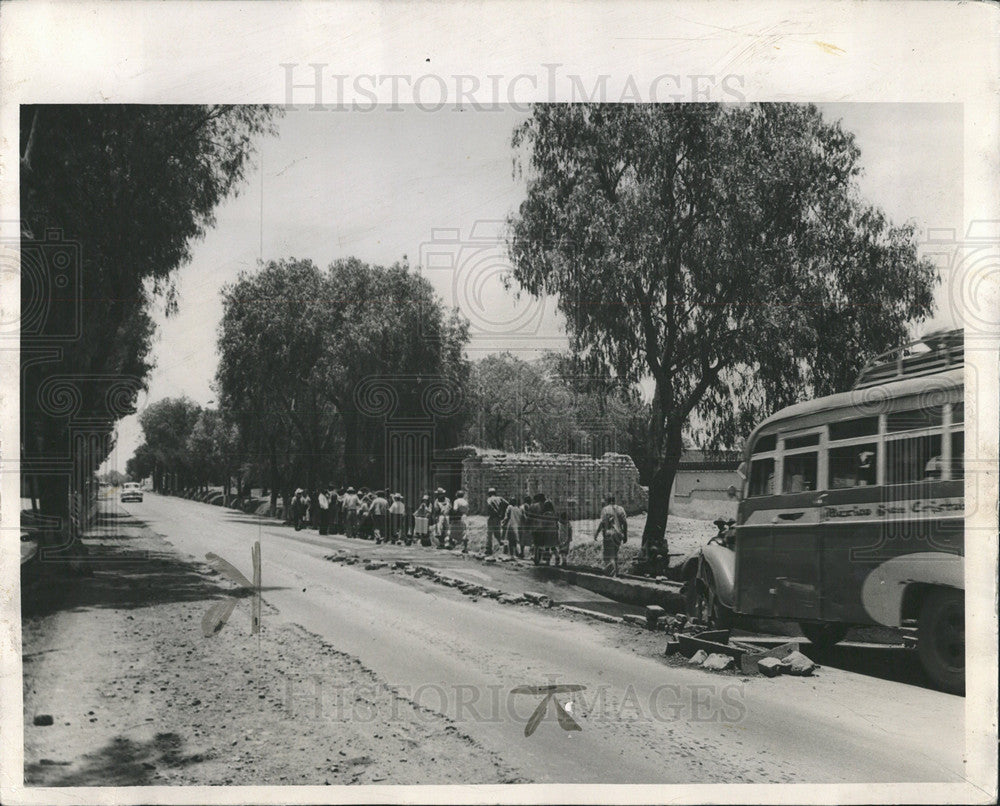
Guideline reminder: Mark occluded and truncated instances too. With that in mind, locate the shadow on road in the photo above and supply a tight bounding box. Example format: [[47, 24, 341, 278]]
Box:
[[25, 731, 214, 786], [799, 642, 931, 689], [220, 513, 285, 528], [21, 510, 287, 618]]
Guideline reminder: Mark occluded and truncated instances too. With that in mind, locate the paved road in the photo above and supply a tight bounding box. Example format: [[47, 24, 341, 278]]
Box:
[[122, 493, 965, 784]]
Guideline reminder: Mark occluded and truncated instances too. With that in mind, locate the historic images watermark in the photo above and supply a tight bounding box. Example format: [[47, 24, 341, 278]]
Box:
[[281, 676, 749, 730], [280, 63, 746, 111]]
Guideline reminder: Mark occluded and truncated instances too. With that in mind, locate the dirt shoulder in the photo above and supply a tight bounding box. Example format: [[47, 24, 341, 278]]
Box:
[[20, 511, 523, 786]]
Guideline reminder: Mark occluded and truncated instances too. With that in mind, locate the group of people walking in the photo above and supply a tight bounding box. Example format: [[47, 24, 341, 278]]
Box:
[[289, 486, 409, 544], [287, 484, 629, 574]]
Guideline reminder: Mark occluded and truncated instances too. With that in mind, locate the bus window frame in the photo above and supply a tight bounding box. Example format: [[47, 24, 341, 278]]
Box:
[[747, 450, 777, 498], [779, 427, 826, 495], [826, 437, 880, 490], [742, 400, 960, 499], [882, 402, 957, 485]]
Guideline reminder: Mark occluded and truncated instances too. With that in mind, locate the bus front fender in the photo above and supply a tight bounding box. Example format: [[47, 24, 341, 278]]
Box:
[[698, 543, 737, 610]]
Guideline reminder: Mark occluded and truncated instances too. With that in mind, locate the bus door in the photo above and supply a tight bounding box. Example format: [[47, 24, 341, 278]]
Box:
[[737, 430, 824, 619]]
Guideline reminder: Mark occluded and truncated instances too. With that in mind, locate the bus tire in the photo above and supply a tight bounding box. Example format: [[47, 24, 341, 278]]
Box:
[[690, 571, 733, 630], [799, 622, 849, 649], [918, 588, 964, 695]]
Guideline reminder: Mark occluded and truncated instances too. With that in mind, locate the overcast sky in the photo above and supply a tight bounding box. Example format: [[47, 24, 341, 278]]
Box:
[[101, 102, 963, 473]]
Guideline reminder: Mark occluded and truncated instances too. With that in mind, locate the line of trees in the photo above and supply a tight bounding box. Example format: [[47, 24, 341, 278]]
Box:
[[131, 258, 656, 517], [129, 343, 657, 512], [20, 104, 278, 549], [214, 256, 471, 516], [126, 399, 240, 498]]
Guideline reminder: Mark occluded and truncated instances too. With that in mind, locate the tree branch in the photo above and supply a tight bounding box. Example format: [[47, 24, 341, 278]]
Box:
[[633, 276, 664, 384]]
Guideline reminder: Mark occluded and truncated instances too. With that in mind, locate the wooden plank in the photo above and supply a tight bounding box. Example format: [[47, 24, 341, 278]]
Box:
[[251, 541, 261, 635], [693, 629, 731, 644]]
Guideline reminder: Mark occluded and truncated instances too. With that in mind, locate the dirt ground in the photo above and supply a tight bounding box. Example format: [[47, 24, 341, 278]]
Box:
[[20, 520, 523, 786]]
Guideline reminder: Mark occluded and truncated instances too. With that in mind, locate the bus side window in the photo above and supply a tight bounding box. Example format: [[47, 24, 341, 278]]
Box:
[[782, 452, 818, 493], [748, 458, 775, 497], [829, 443, 877, 488], [886, 433, 942, 484]]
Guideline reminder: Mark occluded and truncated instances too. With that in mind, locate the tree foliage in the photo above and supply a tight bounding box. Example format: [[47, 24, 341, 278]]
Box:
[[20, 104, 278, 535], [98, 469, 129, 486], [136, 398, 203, 491], [507, 103, 938, 547], [186, 408, 241, 493], [215, 256, 470, 502], [125, 443, 157, 484]]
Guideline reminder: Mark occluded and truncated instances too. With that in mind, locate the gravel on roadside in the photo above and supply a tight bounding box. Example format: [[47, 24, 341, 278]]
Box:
[[21, 515, 524, 786]]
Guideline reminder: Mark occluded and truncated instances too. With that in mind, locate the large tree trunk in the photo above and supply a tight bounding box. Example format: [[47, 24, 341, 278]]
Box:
[[36, 473, 73, 553], [640, 416, 684, 551]]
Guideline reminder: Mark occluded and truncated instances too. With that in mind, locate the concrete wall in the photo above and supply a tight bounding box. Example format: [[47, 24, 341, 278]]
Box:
[[460, 449, 648, 519], [669, 468, 740, 521]]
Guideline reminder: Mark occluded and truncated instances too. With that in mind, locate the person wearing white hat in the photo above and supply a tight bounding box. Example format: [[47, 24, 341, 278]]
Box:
[[432, 487, 451, 548], [388, 493, 406, 544], [317, 485, 330, 535], [291, 488, 306, 531]]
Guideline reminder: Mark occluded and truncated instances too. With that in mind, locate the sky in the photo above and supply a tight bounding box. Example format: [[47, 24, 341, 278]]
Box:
[[100, 103, 963, 473]]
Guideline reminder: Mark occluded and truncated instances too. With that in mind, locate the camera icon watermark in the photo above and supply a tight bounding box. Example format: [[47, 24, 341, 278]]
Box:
[[1, 226, 82, 342], [418, 221, 556, 345], [923, 221, 1000, 342]]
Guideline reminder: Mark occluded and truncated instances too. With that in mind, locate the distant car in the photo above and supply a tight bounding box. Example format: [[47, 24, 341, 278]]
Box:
[[120, 482, 143, 503]]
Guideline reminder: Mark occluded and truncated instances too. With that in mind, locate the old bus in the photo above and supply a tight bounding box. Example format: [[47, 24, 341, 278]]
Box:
[[687, 330, 965, 693]]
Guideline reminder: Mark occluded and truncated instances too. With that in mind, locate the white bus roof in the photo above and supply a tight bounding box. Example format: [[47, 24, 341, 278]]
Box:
[[750, 366, 963, 442]]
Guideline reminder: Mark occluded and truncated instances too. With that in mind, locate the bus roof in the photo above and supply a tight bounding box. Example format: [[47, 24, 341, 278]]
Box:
[[746, 366, 963, 448]]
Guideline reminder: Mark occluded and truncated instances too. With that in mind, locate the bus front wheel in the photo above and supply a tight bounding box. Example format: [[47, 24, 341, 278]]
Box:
[[799, 622, 849, 650], [918, 588, 964, 695], [689, 576, 733, 630]]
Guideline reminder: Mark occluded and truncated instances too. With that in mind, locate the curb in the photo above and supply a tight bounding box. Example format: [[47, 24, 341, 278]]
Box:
[[559, 605, 623, 624], [323, 552, 555, 612]]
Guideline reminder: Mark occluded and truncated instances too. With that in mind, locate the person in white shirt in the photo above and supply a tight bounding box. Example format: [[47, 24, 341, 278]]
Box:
[[388, 493, 406, 543], [369, 490, 389, 543], [502, 496, 529, 558], [291, 488, 306, 531], [317, 487, 330, 535], [450, 490, 470, 552], [413, 495, 432, 546], [342, 486, 360, 538], [432, 488, 451, 548]]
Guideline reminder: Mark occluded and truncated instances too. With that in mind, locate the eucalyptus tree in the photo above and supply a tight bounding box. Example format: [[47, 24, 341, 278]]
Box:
[[507, 103, 937, 549]]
